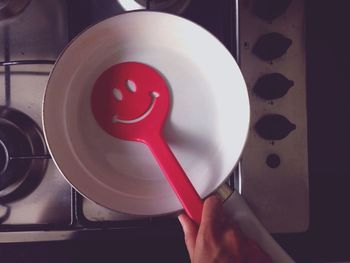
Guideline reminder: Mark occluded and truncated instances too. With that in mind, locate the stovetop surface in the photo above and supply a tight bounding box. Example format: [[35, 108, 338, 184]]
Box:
[[0, 0, 310, 234]]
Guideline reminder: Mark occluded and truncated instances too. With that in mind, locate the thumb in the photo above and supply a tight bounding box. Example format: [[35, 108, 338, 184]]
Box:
[[178, 213, 198, 261]]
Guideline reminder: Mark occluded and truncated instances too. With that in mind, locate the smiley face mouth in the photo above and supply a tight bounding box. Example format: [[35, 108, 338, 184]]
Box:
[[112, 91, 160, 124]]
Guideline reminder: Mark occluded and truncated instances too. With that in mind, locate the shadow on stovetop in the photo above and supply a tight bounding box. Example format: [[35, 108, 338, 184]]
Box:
[[272, 1, 350, 262]]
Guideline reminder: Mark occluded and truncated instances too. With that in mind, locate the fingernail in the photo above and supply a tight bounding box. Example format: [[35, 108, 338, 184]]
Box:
[[208, 194, 222, 204], [178, 214, 185, 227]]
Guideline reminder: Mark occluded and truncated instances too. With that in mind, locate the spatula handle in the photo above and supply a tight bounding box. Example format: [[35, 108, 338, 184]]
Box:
[[144, 133, 203, 224]]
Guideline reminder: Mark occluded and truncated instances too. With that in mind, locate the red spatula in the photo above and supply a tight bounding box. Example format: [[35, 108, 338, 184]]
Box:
[[91, 62, 203, 224]]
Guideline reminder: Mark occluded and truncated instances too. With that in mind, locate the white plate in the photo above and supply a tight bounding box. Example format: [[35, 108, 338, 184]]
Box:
[[43, 11, 250, 216]]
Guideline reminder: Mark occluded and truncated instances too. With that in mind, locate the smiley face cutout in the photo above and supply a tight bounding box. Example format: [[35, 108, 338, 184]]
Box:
[[91, 62, 170, 141], [111, 79, 160, 124]]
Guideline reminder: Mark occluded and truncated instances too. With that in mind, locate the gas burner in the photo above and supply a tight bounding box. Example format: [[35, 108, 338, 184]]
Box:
[[117, 0, 190, 14], [0, 106, 48, 202], [0, 0, 31, 21], [0, 118, 32, 190]]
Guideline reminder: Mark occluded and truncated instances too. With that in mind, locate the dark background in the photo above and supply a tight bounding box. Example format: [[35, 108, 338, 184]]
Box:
[[1, 0, 350, 262], [273, 0, 350, 262]]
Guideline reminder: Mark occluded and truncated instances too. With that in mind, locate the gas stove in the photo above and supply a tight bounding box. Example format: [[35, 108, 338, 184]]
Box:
[[0, 0, 308, 242]]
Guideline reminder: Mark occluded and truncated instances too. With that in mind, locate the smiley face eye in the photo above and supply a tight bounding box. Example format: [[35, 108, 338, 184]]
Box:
[[126, 79, 137, 93], [113, 88, 123, 101], [151, 91, 160, 98]]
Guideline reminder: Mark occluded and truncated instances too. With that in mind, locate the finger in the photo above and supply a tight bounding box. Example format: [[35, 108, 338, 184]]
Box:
[[178, 213, 198, 261], [201, 195, 224, 228]]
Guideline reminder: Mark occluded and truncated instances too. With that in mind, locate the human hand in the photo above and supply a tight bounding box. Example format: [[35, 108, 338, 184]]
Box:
[[178, 195, 272, 263]]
